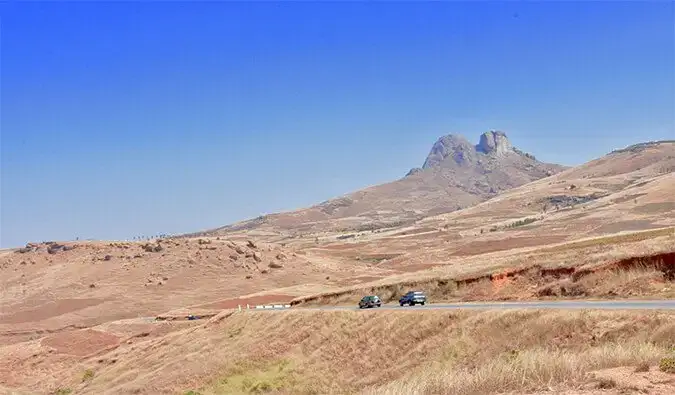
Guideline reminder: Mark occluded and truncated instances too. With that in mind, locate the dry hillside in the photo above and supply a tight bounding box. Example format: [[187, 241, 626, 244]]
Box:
[[282, 141, 675, 305], [203, 131, 566, 236], [0, 238, 400, 345], [1, 140, 674, 395], [1, 309, 674, 395]]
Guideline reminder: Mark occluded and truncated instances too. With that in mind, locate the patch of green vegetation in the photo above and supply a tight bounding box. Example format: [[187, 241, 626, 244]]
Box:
[[506, 217, 540, 229], [55, 389, 72, 395], [658, 356, 675, 373], [184, 391, 203, 395], [489, 217, 541, 233], [82, 369, 95, 382], [197, 359, 300, 394]]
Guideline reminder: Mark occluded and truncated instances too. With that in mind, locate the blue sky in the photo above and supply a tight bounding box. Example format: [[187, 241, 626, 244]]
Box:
[[1, 1, 673, 247]]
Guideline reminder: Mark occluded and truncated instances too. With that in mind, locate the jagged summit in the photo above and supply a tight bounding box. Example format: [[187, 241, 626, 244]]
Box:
[[476, 130, 512, 155], [421, 131, 522, 170], [422, 134, 475, 169]]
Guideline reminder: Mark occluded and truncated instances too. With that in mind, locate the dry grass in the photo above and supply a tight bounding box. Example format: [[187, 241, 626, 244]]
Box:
[[536, 227, 675, 255], [30, 309, 675, 395], [366, 342, 663, 395], [575, 264, 673, 298]]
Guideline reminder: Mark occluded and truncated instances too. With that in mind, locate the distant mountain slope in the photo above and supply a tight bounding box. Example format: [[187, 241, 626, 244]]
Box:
[[205, 131, 567, 236], [294, 140, 675, 292], [414, 139, 675, 237]]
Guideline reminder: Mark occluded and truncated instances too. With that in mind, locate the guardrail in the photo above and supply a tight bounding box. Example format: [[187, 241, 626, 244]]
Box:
[[237, 304, 291, 311]]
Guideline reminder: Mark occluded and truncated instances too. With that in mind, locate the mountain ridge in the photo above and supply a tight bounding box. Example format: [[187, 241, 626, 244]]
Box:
[[205, 130, 567, 236]]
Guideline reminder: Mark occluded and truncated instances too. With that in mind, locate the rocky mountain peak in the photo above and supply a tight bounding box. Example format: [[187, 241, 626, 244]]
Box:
[[418, 131, 523, 171], [476, 130, 512, 155], [421, 134, 476, 169]]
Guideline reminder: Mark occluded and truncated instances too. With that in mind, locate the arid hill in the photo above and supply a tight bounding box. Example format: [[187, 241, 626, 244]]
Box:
[[290, 140, 675, 305], [0, 238, 399, 342], [204, 131, 566, 236]]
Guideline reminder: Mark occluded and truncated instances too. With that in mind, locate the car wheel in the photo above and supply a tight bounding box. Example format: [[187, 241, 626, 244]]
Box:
[[399, 303, 404, 307], [421, 302, 425, 306]]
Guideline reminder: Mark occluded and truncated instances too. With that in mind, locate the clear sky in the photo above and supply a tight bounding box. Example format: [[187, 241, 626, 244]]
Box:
[[1, 1, 673, 247]]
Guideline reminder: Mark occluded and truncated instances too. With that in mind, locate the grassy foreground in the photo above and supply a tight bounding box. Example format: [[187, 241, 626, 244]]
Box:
[[58, 309, 675, 395]]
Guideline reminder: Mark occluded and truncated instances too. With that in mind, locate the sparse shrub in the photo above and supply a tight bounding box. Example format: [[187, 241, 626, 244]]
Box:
[[634, 361, 650, 372], [658, 356, 675, 373], [507, 217, 539, 228], [82, 369, 94, 381], [596, 378, 617, 389], [54, 389, 72, 395], [142, 243, 163, 252]]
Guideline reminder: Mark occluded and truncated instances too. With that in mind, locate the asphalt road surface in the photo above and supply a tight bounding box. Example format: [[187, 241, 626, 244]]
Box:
[[295, 300, 675, 311], [146, 300, 675, 321]]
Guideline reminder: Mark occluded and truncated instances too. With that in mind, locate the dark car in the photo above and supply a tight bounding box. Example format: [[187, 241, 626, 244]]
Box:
[[359, 295, 382, 309], [399, 291, 426, 306]]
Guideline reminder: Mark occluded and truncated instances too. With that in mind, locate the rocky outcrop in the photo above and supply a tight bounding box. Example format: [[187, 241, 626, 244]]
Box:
[[422, 134, 477, 169], [422, 130, 530, 170], [405, 167, 423, 177], [142, 243, 163, 253], [476, 130, 512, 155]]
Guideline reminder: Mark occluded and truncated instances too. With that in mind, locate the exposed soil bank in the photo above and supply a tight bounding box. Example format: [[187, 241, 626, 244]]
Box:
[[291, 251, 675, 306]]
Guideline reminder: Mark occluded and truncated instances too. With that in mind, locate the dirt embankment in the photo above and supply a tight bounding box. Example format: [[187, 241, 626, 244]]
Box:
[[291, 251, 675, 306]]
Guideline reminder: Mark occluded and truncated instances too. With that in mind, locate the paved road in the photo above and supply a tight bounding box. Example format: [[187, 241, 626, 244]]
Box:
[[294, 299, 675, 311], [145, 300, 675, 321]]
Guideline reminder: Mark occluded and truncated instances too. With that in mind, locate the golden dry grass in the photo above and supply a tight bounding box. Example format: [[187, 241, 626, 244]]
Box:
[[536, 227, 675, 254], [20, 309, 672, 395], [366, 342, 668, 395]]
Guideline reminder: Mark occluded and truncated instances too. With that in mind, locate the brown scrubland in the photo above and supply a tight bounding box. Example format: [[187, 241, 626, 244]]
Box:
[[1, 140, 674, 394]]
